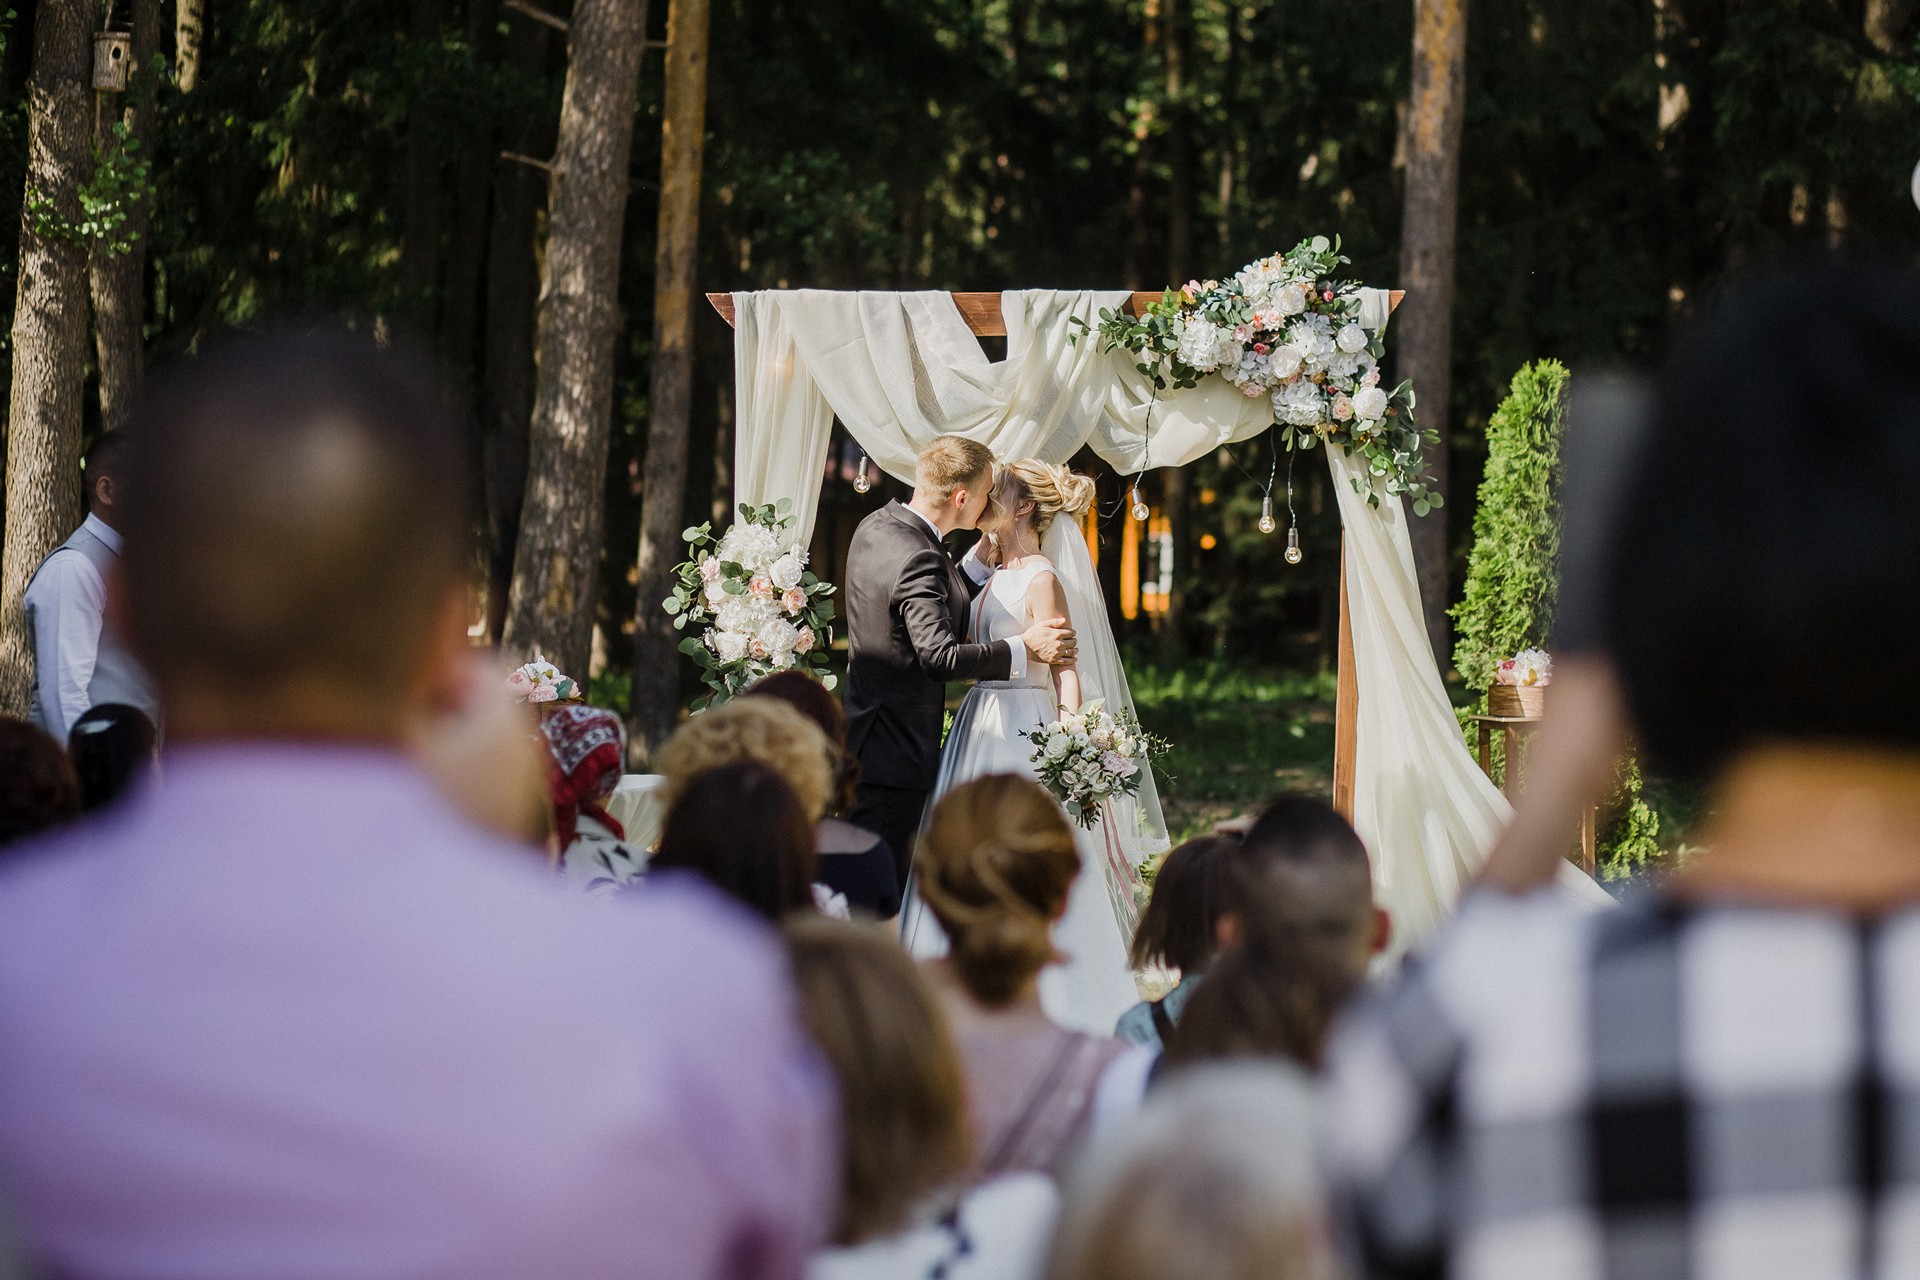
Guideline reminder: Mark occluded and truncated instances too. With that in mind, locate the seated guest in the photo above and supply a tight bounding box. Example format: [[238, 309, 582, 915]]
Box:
[[66, 703, 157, 813], [1163, 798, 1386, 1074], [916, 775, 1148, 1179], [1114, 834, 1239, 1050], [655, 695, 835, 826], [652, 761, 820, 922], [538, 703, 645, 894], [0, 718, 81, 850], [1326, 260, 1920, 1280], [0, 330, 832, 1279], [747, 670, 902, 920], [785, 917, 1057, 1280], [1048, 1063, 1339, 1280]]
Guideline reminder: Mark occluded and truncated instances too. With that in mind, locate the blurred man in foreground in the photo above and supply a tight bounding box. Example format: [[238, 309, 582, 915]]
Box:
[[0, 331, 833, 1279]]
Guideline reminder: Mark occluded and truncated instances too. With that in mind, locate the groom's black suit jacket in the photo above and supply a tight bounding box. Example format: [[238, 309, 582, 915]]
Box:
[[843, 502, 1013, 792]]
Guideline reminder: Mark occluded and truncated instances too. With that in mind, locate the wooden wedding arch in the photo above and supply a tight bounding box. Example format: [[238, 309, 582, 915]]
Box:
[[708, 288, 1406, 823]]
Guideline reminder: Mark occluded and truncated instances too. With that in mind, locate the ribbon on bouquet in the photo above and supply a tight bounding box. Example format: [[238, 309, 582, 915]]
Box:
[[1096, 798, 1145, 945]]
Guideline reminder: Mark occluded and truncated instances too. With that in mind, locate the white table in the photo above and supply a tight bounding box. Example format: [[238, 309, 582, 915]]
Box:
[[605, 774, 670, 850]]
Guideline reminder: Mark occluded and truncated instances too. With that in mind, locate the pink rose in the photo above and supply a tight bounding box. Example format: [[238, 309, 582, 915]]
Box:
[[782, 587, 807, 613], [699, 558, 721, 583], [529, 683, 558, 704], [794, 626, 815, 654], [1331, 394, 1354, 421], [1253, 343, 1270, 356], [1242, 384, 1264, 397], [1363, 369, 1381, 387], [1233, 325, 1251, 342], [750, 640, 769, 659], [506, 669, 534, 697], [749, 575, 773, 598]]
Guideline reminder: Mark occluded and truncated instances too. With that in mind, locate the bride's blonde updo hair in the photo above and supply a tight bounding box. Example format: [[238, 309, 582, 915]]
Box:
[[994, 460, 1096, 539], [916, 774, 1080, 1007]]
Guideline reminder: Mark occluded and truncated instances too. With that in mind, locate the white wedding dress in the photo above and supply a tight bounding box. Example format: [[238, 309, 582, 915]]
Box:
[[902, 548, 1149, 1037]]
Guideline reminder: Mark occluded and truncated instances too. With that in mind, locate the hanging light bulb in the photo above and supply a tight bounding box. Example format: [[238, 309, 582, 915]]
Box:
[[1258, 492, 1277, 535], [852, 454, 872, 494], [1284, 525, 1303, 565], [1130, 484, 1149, 523]]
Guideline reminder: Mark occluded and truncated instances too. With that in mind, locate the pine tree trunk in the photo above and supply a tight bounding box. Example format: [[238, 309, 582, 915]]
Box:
[[629, 0, 710, 760], [501, 0, 648, 678], [1398, 0, 1467, 667], [174, 0, 204, 92], [403, 0, 449, 333], [1, 0, 95, 715], [480, 18, 555, 643], [91, 0, 163, 434], [1158, 0, 1191, 663]]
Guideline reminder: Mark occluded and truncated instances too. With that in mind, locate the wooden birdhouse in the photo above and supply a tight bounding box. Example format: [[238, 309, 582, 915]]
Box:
[[92, 30, 132, 92]]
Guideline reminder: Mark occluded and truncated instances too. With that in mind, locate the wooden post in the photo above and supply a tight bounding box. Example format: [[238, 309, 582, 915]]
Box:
[[1333, 539, 1357, 820]]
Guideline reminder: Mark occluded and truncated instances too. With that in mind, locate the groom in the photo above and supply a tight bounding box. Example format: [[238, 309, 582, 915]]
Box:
[[844, 436, 1077, 885]]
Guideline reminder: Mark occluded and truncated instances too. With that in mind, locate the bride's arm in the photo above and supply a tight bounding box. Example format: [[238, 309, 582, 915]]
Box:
[[1028, 570, 1080, 715]]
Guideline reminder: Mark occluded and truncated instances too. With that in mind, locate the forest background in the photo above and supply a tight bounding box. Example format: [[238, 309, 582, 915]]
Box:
[[2, 0, 1917, 846]]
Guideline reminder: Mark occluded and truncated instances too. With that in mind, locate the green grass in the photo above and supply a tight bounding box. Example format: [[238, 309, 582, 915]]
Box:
[[1127, 660, 1338, 843]]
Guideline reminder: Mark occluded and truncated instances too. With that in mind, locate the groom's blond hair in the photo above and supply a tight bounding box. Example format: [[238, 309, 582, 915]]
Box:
[[914, 436, 995, 504]]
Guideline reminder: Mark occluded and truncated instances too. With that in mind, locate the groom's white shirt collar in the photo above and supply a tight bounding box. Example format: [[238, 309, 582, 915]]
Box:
[[896, 502, 1025, 677]]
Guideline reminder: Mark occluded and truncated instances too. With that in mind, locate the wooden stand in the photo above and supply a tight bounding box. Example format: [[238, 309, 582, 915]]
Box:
[[1468, 711, 1598, 876]]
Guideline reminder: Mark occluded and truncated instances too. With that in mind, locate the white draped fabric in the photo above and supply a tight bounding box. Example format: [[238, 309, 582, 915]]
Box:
[[728, 287, 1581, 954]]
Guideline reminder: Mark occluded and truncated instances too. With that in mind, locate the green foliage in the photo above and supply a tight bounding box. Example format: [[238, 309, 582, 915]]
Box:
[[1598, 756, 1663, 882], [1451, 359, 1569, 694]]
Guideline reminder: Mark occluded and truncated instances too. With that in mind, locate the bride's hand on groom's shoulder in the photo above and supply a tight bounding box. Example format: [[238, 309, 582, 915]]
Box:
[[1022, 615, 1077, 665]]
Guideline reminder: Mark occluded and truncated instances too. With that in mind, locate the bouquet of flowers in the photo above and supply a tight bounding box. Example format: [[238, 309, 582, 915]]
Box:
[[1496, 648, 1553, 688], [1021, 700, 1166, 830], [1074, 235, 1440, 513], [664, 499, 837, 710], [507, 660, 582, 704]]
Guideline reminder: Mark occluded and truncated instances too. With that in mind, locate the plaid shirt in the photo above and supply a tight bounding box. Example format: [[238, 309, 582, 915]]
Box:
[[1325, 887, 1920, 1280]]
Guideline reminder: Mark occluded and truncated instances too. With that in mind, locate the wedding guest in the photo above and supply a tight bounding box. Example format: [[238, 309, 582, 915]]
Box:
[[747, 670, 902, 919], [539, 703, 646, 894], [1048, 1063, 1339, 1280], [785, 917, 1057, 1280], [0, 718, 81, 851], [1164, 797, 1386, 1073], [915, 774, 1150, 1179], [23, 431, 159, 742], [1114, 834, 1239, 1050], [652, 761, 820, 922], [0, 330, 833, 1279], [1326, 260, 1920, 1280], [655, 694, 835, 823], [66, 703, 157, 813]]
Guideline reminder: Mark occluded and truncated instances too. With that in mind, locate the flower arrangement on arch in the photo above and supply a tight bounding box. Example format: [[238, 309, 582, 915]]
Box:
[[1074, 235, 1441, 513], [1021, 700, 1166, 830], [507, 660, 583, 704], [663, 499, 837, 711]]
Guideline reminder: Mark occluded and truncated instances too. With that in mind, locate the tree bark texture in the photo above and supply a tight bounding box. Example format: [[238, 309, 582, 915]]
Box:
[[1157, 0, 1191, 663], [174, 0, 204, 92], [1398, 0, 1467, 667], [501, 0, 647, 678], [1866, 0, 1917, 52], [2, 0, 96, 715], [481, 17, 555, 642], [91, 0, 164, 434], [403, 0, 449, 334], [629, 0, 710, 760]]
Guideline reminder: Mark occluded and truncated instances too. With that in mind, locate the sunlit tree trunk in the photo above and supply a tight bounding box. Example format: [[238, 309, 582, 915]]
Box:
[[630, 0, 711, 760], [91, 0, 163, 434], [1398, 0, 1467, 666], [1158, 0, 1191, 663], [502, 0, 648, 678], [174, 0, 204, 92], [1866, 0, 1916, 52], [1, 0, 94, 714]]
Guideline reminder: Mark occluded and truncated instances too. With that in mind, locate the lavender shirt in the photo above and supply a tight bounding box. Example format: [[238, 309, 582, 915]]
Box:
[[0, 744, 836, 1279]]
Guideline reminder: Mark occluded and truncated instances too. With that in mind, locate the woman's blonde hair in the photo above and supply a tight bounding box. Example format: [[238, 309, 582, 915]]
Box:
[[654, 697, 834, 820], [915, 774, 1079, 1006], [993, 460, 1096, 539], [783, 917, 971, 1246]]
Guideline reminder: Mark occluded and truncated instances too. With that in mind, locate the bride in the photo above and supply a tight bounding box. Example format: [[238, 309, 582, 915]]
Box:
[[903, 460, 1168, 1037]]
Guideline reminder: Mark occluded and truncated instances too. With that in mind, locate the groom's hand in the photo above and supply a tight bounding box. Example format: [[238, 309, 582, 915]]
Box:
[[1022, 616, 1077, 665]]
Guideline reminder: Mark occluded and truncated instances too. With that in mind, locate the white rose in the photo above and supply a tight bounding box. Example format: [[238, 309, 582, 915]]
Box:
[[1352, 385, 1390, 421], [1275, 282, 1308, 315], [769, 551, 804, 590], [1045, 734, 1073, 760], [713, 631, 749, 663], [703, 578, 730, 607], [756, 617, 799, 656], [1267, 345, 1304, 380], [1336, 323, 1368, 353]]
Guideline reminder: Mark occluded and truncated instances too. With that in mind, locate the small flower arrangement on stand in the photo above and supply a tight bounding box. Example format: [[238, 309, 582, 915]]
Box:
[[1488, 648, 1552, 718], [663, 500, 838, 711], [506, 660, 584, 706]]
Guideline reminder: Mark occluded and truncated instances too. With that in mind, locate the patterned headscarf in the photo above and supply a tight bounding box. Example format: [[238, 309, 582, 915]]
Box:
[[538, 704, 627, 850]]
